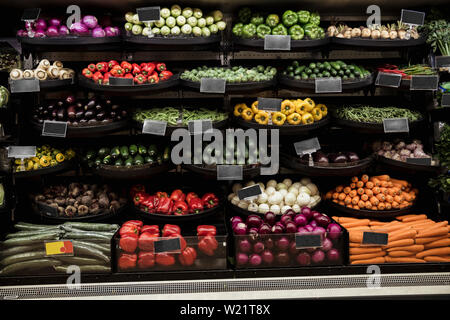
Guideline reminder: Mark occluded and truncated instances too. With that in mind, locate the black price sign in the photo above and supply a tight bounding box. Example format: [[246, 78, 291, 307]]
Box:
[[441, 94, 450, 107], [109, 77, 134, 86], [435, 56, 450, 68], [41, 120, 67, 138], [294, 137, 320, 156], [362, 231, 388, 246], [37, 202, 58, 217], [383, 118, 409, 133], [21, 8, 41, 21], [154, 237, 181, 254], [200, 78, 226, 93], [375, 72, 402, 88], [257, 97, 282, 112], [137, 6, 161, 22], [264, 35, 291, 51], [142, 120, 167, 136], [188, 119, 213, 135], [217, 165, 243, 181], [400, 9, 425, 26], [315, 77, 342, 93], [9, 79, 40, 93], [7, 146, 36, 158], [410, 75, 439, 91], [295, 234, 322, 248], [237, 184, 262, 200], [406, 157, 432, 165]]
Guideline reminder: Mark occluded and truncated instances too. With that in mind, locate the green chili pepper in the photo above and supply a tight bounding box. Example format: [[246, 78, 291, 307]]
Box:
[[266, 14, 280, 28], [232, 23, 244, 37], [272, 24, 288, 36], [282, 10, 298, 27], [289, 25, 304, 40], [242, 23, 257, 38], [296, 10, 310, 25], [256, 24, 272, 39]]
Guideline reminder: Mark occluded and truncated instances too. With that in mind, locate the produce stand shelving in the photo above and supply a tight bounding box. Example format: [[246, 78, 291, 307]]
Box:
[[1, 0, 450, 301]]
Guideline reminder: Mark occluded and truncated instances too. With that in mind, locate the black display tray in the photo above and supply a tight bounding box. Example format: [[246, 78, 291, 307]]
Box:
[[376, 155, 445, 174], [18, 35, 121, 46], [31, 119, 129, 138], [78, 73, 179, 92], [180, 78, 276, 93], [226, 200, 321, 219], [123, 33, 221, 45], [233, 36, 330, 48], [9, 78, 74, 90], [14, 160, 74, 179], [332, 118, 425, 134], [133, 118, 228, 136], [91, 162, 172, 180], [279, 73, 375, 90], [183, 164, 261, 180], [332, 37, 426, 47], [280, 152, 374, 177], [325, 199, 414, 219], [430, 107, 450, 123], [234, 116, 330, 135]]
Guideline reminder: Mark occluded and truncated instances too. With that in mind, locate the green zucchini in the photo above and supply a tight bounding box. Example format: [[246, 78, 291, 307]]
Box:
[[134, 155, 144, 165], [120, 146, 129, 158], [138, 145, 147, 155], [102, 155, 112, 165], [114, 159, 123, 166], [98, 147, 110, 158], [129, 144, 138, 156], [145, 156, 154, 164]]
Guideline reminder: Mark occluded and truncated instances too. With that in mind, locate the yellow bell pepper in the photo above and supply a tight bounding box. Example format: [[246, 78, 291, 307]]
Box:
[[281, 100, 295, 115], [55, 153, 65, 163], [272, 112, 286, 126], [311, 107, 323, 121], [234, 103, 247, 117], [33, 162, 40, 170], [26, 160, 34, 171], [301, 113, 314, 125], [287, 112, 302, 125], [254, 110, 269, 125], [304, 98, 315, 110], [241, 107, 254, 121], [50, 159, 58, 166], [316, 104, 327, 117], [251, 101, 259, 114], [295, 101, 310, 115], [39, 157, 50, 167]]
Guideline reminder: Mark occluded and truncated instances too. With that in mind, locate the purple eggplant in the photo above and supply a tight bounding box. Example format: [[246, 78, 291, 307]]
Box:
[[346, 152, 360, 162], [75, 111, 85, 120], [329, 152, 347, 163], [96, 112, 106, 121], [84, 110, 95, 119], [313, 151, 329, 164]]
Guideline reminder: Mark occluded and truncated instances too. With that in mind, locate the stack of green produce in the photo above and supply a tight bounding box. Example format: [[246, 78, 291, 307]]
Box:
[[133, 107, 228, 126], [282, 60, 371, 80], [0, 222, 119, 276], [232, 7, 324, 40], [83, 144, 170, 168], [0, 86, 10, 108], [333, 105, 423, 123], [420, 19, 450, 56], [181, 65, 277, 83], [429, 124, 450, 194], [0, 49, 20, 72], [124, 5, 226, 37]]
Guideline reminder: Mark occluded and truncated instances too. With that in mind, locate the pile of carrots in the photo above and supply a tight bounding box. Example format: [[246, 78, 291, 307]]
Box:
[[333, 214, 450, 264], [325, 174, 417, 211]]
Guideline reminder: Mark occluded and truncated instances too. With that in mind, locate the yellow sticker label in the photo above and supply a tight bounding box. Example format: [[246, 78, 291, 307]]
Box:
[[45, 240, 74, 256]]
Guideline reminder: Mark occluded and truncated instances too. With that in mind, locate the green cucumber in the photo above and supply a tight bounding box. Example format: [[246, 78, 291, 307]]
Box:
[[120, 146, 129, 158], [138, 145, 147, 155], [147, 144, 158, 157], [98, 147, 110, 157], [114, 159, 123, 166], [102, 155, 112, 165], [62, 222, 119, 232], [0, 259, 62, 275], [125, 158, 134, 166], [0, 251, 47, 266], [1, 232, 61, 247], [110, 146, 121, 159]]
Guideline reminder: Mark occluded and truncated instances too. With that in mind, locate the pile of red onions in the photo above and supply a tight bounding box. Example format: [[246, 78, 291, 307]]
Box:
[[231, 207, 343, 267], [17, 16, 120, 38]]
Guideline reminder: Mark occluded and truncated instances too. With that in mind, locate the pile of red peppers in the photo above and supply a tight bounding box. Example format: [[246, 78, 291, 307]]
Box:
[[117, 220, 219, 270], [130, 185, 219, 216], [82, 60, 174, 85]]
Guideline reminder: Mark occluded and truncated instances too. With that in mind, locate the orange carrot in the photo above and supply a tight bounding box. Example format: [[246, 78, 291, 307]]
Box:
[[416, 227, 448, 238], [337, 217, 360, 223], [349, 190, 357, 198], [372, 187, 381, 195], [361, 174, 369, 183], [380, 181, 389, 188], [389, 229, 417, 242], [353, 205, 360, 210], [344, 196, 352, 205], [376, 193, 386, 202], [416, 247, 450, 259], [341, 220, 370, 228], [358, 200, 365, 208], [356, 181, 364, 188], [401, 214, 427, 223], [344, 186, 351, 194], [351, 196, 360, 205], [384, 239, 415, 248], [392, 201, 400, 209], [423, 238, 450, 249], [423, 256, 450, 263], [385, 195, 394, 203], [351, 257, 386, 265], [332, 192, 339, 199], [369, 221, 387, 226], [385, 256, 425, 263], [361, 194, 369, 202], [371, 178, 381, 187], [365, 181, 374, 189], [350, 251, 386, 262], [349, 247, 382, 255], [349, 231, 364, 243], [364, 201, 372, 209], [332, 199, 339, 204], [370, 196, 379, 206], [373, 175, 389, 181], [350, 183, 356, 189], [388, 250, 416, 257], [415, 236, 449, 245], [338, 193, 346, 201], [335, 185, 344, 193], [377, 202, 386, 210], [351, 176, 359, 183], [357, 188, 365, 195], [385, 203, 392, 210], [387, 245, 424, 252], [338, 201, 345, 206]]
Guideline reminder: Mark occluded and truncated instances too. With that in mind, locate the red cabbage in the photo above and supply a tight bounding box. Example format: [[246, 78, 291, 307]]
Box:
[[35, 19, 47, 31], [231, 216, 243, 226], [104, 26, 117, 37], [271, 224, 284, 234], [92, 27, 106, 38], [82, 15, 98, 29], [112, 27, 120, 36], [34, 30, 46, 38], [304, 225, 314, 232], [59, 25, 69, 35]]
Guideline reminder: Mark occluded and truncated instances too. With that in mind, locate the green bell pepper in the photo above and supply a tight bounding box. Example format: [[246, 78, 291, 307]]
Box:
[[265, 14, 280, 28], [304, 23, 319, 39], [232, 23, 244, 37], [309, 12, 320, 26], [242, 23, 257, 39], [289, 25, 304, 40], [282, 10, 298, 27], [271, 24, 288, 36], [256, 24, 272, 39], [238, 7, 252, 23], [296, 10, 310, 25], [250, 13, 264, 26], [317, 27, 325, 39]]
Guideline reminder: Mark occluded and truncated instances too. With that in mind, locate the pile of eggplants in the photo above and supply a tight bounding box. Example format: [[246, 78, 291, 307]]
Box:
[[32, 95, 127, 126], [301, 151, 360, 164], [231, 207, 344, 268]]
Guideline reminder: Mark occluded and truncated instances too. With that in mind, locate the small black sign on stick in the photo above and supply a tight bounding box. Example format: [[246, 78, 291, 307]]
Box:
[[315, 77, 342, 93], [406, 157, 432, 165], [362, 231, 388, 245], [137, 6, 161, 22], [295, 234, 322, 248], [237, 184, 262, 200], [109, 77, 134, 86], [383, 118, 409, 133], [400, 9, 425, 26], [154, 237, 181, 253], [264, 35, 291, 51], [375, 72, 402, 88], [410, 75, 439, 91], [200, 78, 226, 93], [257, 97, 282, 112], [41, 120, 67, 138], [294, 137, 321, 156], [142, 120, 167, 136], [441, 94, 450, 107], [9, 79, 40, 93], [21, 8, 41, 21]]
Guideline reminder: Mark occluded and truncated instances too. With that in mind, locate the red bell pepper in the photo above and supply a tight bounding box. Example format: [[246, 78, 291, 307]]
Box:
[[87, 63, 96, 72], [120, 61, 132, 73], [197, 225, 217, 237], [82, 68, 93, 78], [198, 235, 218, 256], [189, 197, 204, 214], [123, 220, 144, 228], [170, 189, 185, 202], [119, 233, 138, 253], [137, 251, 155, 269], [133, 73, 147, 84], [156, 191, 168, 198], [201, 193, 219, 209], [108, 60, 119, 69], [124, 73, 134, 79], [186, 192, 198, 204], [92, 71, 104, 85], [162, 224, 181, 237], [102, 72, 111, 85], [141, 225, 159, 235], [141, 195, 159, 213], [141, 62, 155, 76], [159, 70, 173, 81], [156, 62, 166, 72], [110, 65, 125, 77], [173, 201, 189, 215], [155, 252, 175, 266], [133, 192, 146, 206], [130, 185, 146, 197], [118, 253, 137, 270], [178, 247, 197, 266], [138, 232, 159, 251], [96, 61, 108, 73], [157, 197, 173, 214], [147, 73, 159, 84], [119, 223, 140, 237], [132, 63, 141, 75]]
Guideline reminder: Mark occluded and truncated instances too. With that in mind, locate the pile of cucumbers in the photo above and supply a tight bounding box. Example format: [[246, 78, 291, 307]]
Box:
[[83, 144, 170, 168], [282, 60, 372, 81]]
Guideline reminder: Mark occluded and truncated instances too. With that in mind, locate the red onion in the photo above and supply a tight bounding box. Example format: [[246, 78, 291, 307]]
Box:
[[321, 237, 333, 252], [248, 227, 259, 237], [92, 27, 106, 38], [238, 239, 252, 253], [289, 241, 299, 255], [49, 18, 61, 27], [315, 214, 331, 228], [246, 214, 263, 228], [276, 252, 290, 265], [326, 248, 340, 262], [25, 21, 34, 30], [285, 221, 297, 234], [16, 29, 27, 37], [264, 211, 276, 226], [233, 222, 247, 235], [59, 25, 69, 35], [297, 226, 308, 234], [309, 220, 318, 228], [112, 27, 120, 36], [327, 223, 342, 240], [104, 26, 117, 37], [82, 15, 98, 29], [46, 26, 59, 37], [35, 19, 47, 31], [284, 209, 296, 216], [293, 214, 307, 227], [258, 223, 271, 235], [249, 253, 262, 266], [311, 249, 325, 264], [253, 241, 265, 254], [261, 250, 274, 264], [271, 224, 284, 234], [312, 226, 326, 237], [304, 225, 314, 232], [237, 253, 249, 266], [35, 30, 46, 38], [280, 214, 292, 226], [296, 252, 311, 265], [301, 207, 312, 221], [311, 211, 322, 220], [276, 236, 290, 251], [264, 237, 274, 250], [231, 216, 243, 225], [70, 22, 89, 35]]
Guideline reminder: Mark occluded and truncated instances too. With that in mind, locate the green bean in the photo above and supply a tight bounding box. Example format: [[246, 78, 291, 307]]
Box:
[[333, 105, 422, 123]]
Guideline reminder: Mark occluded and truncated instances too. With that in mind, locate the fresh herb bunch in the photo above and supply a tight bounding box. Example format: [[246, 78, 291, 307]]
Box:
[[429, 174, 450, 193], [421, 19, 450, 56], [436, 124, 450, 167]]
